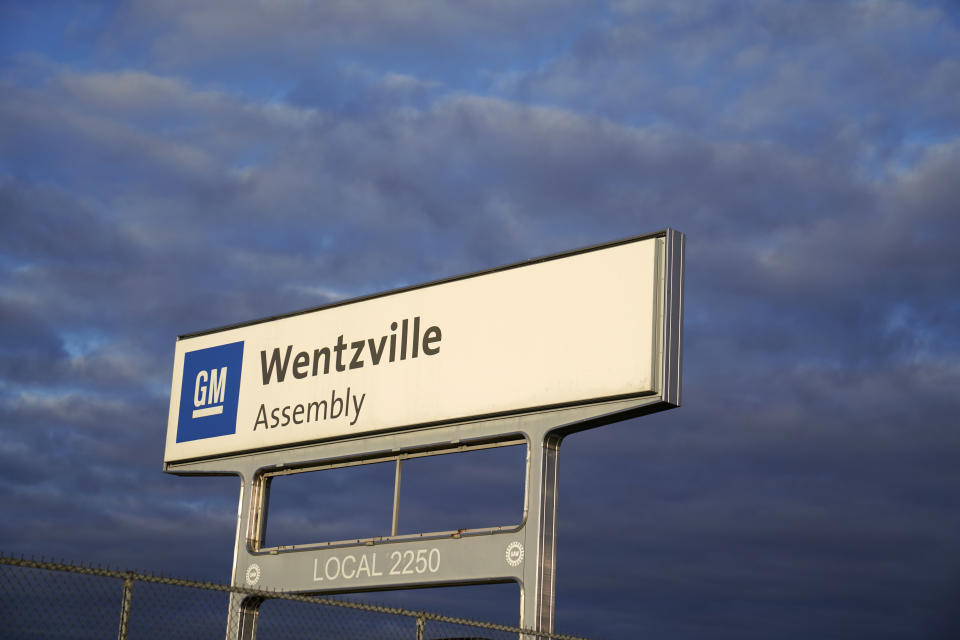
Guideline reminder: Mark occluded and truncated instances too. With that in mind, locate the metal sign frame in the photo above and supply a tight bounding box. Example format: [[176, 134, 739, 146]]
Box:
[[165, 229, 684, 636]]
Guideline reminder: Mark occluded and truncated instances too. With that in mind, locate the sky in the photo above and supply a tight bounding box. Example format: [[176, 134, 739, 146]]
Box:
[[1, 0, 960, 637]]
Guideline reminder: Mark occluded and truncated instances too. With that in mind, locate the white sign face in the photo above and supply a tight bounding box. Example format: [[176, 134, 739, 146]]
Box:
[[164, 233, 679, 463]]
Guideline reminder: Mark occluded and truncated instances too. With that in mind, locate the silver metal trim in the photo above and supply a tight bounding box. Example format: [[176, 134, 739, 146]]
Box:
[[661, 228, 685, 406]]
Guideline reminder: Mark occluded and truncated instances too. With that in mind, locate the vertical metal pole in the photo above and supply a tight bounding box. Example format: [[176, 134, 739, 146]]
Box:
[[520, 434, 562, 635], [117, 572, 134, 640], [536, 435, 561, 631], [392, 457, 403, 537], [234, 595, 264, 640], [227, 473, 260, 640]]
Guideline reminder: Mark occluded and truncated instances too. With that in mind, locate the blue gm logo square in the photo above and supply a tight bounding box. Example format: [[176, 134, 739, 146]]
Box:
[[177, 341, 244, 443]]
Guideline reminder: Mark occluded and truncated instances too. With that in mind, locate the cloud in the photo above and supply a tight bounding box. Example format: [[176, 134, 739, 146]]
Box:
[[493, 0, 960, 155], [101, 0, 590, 76]]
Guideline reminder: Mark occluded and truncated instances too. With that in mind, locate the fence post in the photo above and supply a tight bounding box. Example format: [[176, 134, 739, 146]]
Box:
[[415, 612, 425, 640], [117, 571, 135, 640]]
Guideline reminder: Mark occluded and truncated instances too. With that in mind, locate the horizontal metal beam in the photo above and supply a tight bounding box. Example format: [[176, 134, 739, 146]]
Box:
[[164, 394, 672, 477], [238, 530, 528, 595]]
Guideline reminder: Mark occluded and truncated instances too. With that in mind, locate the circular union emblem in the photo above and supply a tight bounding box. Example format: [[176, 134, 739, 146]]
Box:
[[505, 541, 524, 567], [245, 563, 261, 586]]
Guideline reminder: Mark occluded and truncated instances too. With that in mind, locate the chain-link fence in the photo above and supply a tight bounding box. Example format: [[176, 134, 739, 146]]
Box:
[[0, 554, 590, 640]]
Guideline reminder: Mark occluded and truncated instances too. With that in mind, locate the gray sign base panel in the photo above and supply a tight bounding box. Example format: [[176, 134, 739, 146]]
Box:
[[167, 395, 674, 637]]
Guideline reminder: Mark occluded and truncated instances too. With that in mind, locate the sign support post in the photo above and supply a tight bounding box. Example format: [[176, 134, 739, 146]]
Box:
[[170, 394, 677, 636]]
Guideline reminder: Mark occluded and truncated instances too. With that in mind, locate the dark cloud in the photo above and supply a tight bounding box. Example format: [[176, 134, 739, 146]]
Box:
[[495, 1, 960, 153]]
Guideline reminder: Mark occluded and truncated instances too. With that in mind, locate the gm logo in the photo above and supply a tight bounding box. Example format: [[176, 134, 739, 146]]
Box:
[[177, 341, 244, 443]]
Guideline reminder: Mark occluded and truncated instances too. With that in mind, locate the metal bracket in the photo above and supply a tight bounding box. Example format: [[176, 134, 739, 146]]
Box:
[[168, 395, 675, 636]]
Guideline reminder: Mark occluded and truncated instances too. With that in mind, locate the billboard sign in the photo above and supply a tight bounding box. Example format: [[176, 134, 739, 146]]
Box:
[[165, 230, 682, 463]]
